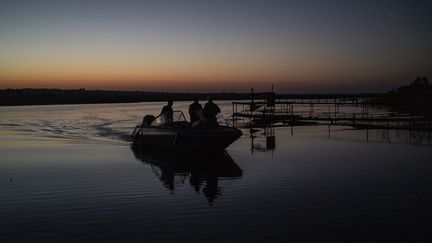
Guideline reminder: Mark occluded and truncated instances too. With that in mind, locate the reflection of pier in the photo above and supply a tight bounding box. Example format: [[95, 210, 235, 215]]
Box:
[[326, 126, 432, 147], [249, 126, 276, 153], [131, 146, 242, 205], [232, 90, 432, 131]]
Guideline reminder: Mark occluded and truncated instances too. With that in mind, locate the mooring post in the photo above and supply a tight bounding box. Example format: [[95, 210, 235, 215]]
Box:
[[366, 128, 369, 142], [232, 102, 236, 126]]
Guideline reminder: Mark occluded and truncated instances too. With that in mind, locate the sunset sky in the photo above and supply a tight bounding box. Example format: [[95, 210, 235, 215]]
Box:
[[1, 0, 431, 92]]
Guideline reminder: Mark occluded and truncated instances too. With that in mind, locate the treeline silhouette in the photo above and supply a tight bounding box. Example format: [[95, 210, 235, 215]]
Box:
[[372, 77, 432, 116], [0, 88, 253, 106], [0, 88, 385, 106]]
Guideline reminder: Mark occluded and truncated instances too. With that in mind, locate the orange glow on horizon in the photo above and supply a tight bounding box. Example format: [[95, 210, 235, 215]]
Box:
[[0, 56, 403, 92]]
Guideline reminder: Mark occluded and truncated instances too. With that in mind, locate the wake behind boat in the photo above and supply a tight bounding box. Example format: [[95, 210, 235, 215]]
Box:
[[132, 111, 242, 151]]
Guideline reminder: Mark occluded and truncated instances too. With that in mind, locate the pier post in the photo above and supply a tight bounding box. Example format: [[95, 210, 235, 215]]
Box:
[[334, 104, 337, 117], [309, 104, 314, 118], [366, 128, 369, 142], [291, 104, 294, 117]]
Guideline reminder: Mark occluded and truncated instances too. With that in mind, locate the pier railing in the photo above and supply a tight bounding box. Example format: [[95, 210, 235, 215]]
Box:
[[231, 93, 432, 131]]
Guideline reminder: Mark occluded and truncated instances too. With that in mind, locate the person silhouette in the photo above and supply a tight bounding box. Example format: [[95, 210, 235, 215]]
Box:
[[203, 97, 221, 127], [160, 100, 173, 123], [189, 97, 202, 124]]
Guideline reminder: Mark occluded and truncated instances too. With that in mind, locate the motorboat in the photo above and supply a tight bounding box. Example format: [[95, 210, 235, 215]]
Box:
[[132, 111, 242, 151]]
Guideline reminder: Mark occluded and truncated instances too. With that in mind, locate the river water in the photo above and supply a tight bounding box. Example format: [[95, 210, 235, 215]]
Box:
[[1, 101, 432, 242]]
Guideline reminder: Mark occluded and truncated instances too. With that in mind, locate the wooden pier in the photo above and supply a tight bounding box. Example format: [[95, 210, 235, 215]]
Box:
[[232, 90, 432, 131]]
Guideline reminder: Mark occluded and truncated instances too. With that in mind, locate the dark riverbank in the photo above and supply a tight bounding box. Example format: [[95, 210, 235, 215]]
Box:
[[370, 77, 432, 117], [0, 89, 250, 106], [0, 88, 383, 106]]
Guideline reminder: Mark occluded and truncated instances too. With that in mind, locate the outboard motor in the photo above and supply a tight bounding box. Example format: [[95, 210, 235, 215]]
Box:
[[132, 114, 156, 143], [142, 115, 156, 127]]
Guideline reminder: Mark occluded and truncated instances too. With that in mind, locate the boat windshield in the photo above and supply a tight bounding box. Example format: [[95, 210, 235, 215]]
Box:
[[173, 111, 187, 122], [151, 111, 187, 126]]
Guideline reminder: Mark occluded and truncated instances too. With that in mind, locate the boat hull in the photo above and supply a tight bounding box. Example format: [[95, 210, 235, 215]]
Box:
[[133, 126, 242, 151]]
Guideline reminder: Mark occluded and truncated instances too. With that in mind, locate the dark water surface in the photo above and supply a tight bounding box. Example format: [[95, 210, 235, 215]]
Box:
[[1, 102, 432, 242]]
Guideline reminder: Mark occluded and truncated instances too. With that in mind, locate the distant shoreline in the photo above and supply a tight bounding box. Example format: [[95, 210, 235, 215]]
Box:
[[0, 88, 383, 107]]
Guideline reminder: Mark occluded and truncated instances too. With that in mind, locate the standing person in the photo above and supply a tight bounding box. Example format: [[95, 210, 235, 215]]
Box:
[[189, 97, 202, 124], [160, 100, 173, 123], [203, 97, 221, 127]]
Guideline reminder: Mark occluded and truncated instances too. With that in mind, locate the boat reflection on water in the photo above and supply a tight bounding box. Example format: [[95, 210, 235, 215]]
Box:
[[131, 145, 243, 204]]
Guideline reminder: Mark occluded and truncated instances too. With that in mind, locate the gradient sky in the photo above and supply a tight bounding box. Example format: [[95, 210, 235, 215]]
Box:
[[0, 0, 431, 92]]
